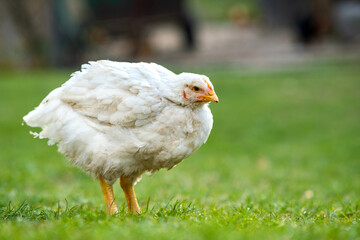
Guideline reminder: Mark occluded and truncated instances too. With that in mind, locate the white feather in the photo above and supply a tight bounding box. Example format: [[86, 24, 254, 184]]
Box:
[[23, 61, 214, 185]]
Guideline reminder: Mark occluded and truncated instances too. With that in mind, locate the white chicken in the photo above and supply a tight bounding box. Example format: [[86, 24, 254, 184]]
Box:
[[23, 61, 218, 215]]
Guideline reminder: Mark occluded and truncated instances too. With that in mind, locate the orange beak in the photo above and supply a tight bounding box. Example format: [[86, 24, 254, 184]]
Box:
[[198, 90, 219, 103]]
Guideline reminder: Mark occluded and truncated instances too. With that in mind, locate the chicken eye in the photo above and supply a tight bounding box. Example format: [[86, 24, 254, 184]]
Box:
[[192, 86, 200, 92]]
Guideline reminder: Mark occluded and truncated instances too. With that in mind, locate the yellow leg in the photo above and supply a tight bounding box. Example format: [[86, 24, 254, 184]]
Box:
[[120, 176, 141, 214], [99, 176, 118, 215]]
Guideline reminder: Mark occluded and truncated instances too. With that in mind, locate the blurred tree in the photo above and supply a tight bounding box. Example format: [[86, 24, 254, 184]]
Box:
[[4, 0, 46, 67], [50, 0, 85, 67]]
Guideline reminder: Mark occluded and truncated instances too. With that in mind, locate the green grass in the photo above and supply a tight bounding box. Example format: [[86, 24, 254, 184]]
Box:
[[0, 60, 360, 239]]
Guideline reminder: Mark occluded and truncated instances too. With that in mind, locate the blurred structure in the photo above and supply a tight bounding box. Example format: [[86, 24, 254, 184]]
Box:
[[0, 0, 196, 68], [259, 0, 360, 44], [0, 0, 359, 69], [54, 0, 196, 66], [333, 1, 360, 42]]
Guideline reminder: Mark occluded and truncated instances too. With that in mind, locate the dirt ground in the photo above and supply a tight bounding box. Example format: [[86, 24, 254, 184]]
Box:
[[157, 23, 360, 67], [99, 22, 360, 69]]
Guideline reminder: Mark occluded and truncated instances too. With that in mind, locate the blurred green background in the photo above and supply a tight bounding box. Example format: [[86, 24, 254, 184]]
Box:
[[1, 0, 360, 239]]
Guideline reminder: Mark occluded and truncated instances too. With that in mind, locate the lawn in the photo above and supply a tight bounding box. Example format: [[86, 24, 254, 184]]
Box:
[[0, 60, 359, 239]]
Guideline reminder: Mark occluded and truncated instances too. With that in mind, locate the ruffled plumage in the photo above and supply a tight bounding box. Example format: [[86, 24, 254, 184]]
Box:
[[24, 61, 215, 185]]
